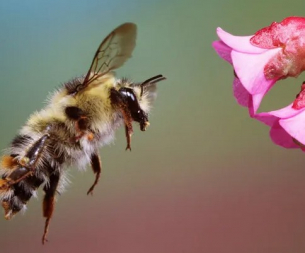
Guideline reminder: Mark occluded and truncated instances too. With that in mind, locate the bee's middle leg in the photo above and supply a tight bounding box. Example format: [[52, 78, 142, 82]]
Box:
[[87, 153, 102, 195]]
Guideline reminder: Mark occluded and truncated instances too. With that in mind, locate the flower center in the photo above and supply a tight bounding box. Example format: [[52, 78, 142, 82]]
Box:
[[250, 17, 305, 80]]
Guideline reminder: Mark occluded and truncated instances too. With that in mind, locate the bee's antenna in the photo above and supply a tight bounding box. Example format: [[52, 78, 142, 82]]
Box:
[[140, 75, 166, 96]]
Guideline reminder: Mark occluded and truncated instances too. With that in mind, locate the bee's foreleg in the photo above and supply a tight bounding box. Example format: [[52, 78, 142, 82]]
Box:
[[110, 88, 133, 151], [42, 172, 60, 244], [87, 153, 102, 195], [124, 124, 133, 151]]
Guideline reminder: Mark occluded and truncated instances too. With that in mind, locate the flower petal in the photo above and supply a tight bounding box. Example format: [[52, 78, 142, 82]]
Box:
[[253, 103, 303, 126], [248, 80, 274, 115], [280, 109, 305, 145], [233, 77, 250, 107], [216, 27, 268, 54], [270, 121, 299, 148], [252, 92, 266, 114], [212, 41, 233, 64], [266, 104, 301, 118], [231, 48, 280, 94]]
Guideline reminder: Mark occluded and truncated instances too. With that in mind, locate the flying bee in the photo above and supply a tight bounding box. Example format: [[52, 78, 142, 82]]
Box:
[[0, 22, 166, 244]]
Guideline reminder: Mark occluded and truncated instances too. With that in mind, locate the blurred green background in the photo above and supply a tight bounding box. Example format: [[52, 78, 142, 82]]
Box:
[[1, 0, 305, 252]]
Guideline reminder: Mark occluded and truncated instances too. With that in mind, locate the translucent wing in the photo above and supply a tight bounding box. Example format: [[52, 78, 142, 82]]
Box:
[[81, 23, 137, 90]]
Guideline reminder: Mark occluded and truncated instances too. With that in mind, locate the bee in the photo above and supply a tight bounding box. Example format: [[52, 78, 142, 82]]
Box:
[[0, 22, 166, 244]]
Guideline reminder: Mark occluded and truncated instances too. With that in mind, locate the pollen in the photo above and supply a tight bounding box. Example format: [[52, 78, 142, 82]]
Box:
[[87, 132, 94, 141], [19, 157, 30, 166], [0, 179, 9, 191], [1, 155, 18, 170], [2, 201, 12, 220]]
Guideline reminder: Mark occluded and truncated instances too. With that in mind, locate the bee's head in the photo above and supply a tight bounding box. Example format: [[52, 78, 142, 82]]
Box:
[[118, 87, 149, 131], [116, 75, 166, 131]]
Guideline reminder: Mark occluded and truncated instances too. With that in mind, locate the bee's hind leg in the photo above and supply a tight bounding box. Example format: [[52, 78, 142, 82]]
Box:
[[87, 153, 102, 195], [0, 133, 50, 189], [42, 171, 60, 244]]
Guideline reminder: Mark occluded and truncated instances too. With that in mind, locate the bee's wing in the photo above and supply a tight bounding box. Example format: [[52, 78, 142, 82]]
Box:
[[81, 23, 137, 90]]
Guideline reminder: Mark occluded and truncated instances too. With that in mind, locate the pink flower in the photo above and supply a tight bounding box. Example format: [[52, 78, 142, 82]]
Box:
[[254, 103, 305, 151], [213, 17, 305, 113]]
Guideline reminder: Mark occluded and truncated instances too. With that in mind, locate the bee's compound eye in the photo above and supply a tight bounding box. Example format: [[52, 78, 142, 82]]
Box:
[[118, 88, 147, 124]]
